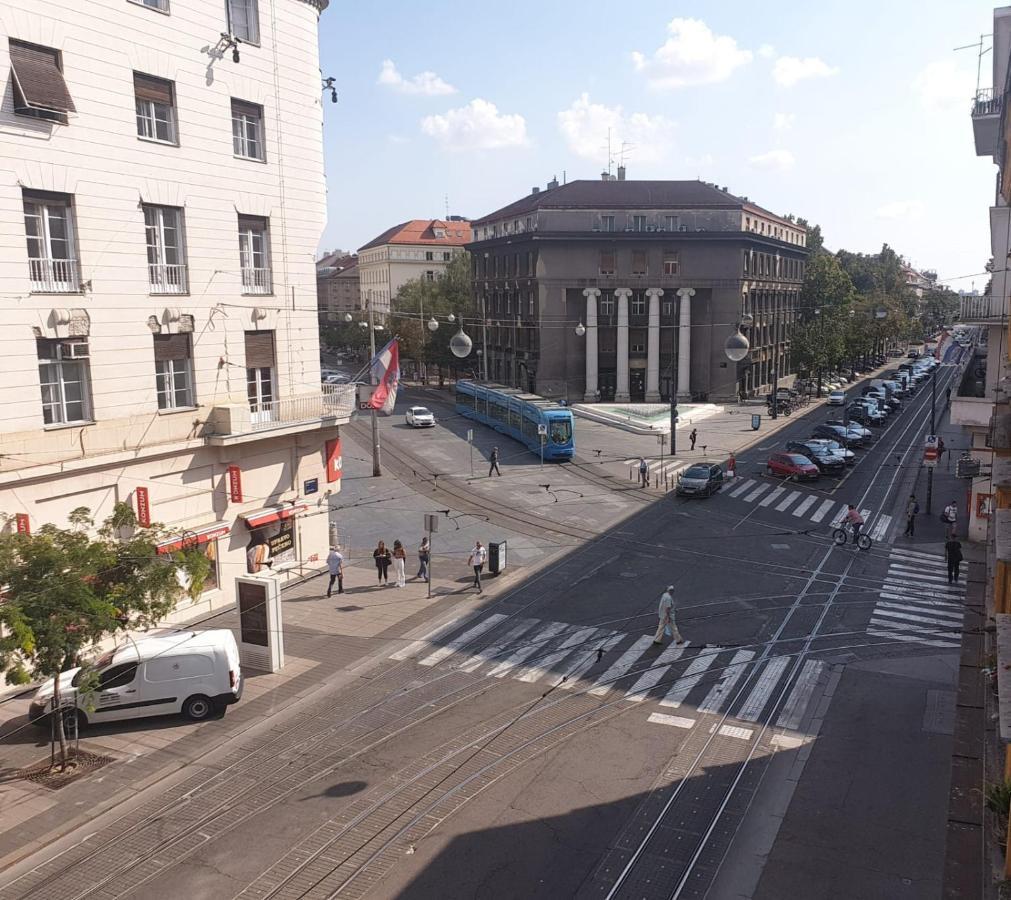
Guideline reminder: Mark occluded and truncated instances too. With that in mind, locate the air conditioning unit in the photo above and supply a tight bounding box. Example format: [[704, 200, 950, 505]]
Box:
[[61, 340, 90, 359]]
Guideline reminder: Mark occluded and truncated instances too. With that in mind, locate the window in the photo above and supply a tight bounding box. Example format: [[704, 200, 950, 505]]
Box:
[[23, 191, 78, 293], [238, 215, 271, 294], [633, 215, 647, 232], [525, 217, 532, 231], [662, 300, 673, 317], [245, 330, 275, 421], [8, 40, 75, 124], [526, 251, 534, 275], [134, 73, 176, 143], [599, 250, 616, 275], [664, 215, 678, 232], [131, 0, 169, 10], [424, 251, 434, 261], [630, 341, 646, 353], [443, 251, 451, 261], [37, 338, 91, 425], [425, 270, 435, 281], [144, 205, 187, 294], [98, 663, 139, 690], [231, 99, 263, 160], [663, 251, 679, 276], [599, 292, 615, 316], [630, 292, 646, 315], [528, 293, 535, 317], [601, 215, 615, 232], [153, 334, 194, 409], [632, 251, 648, 276], [226, 0, 259, 43]]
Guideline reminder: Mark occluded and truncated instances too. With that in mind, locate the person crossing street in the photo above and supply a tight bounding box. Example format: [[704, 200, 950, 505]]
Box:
[[325, 546, 344, 597], [489, 447, 502, 477], [469, 541, 487, 593], [903, 494, 919, 536], [689, 429, 698, 451], [653, 585, 683, 646], [844, 505, 864, 544], [638, 457, 649, 487]]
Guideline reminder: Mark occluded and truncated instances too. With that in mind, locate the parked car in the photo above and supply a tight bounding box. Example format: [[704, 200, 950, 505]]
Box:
[[828, 390, 846, 406], [825, 419, 872, 444], [767, 452, 820, 481], [806, 438, 856, 466], [907, 349, 920, 359], [406, 406, 436, 428], [812, 423, 862, 449], [848, 401, 886, 424], [676, 463, 724, 497], [886, 348, 904, 358], [785, 441, 845, 475]]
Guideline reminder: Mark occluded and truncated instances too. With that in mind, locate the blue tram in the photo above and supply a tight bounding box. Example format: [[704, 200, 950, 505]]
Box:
[[455, 381, 575, 461]]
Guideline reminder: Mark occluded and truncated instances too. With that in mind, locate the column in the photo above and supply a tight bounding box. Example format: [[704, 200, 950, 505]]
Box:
[[614, 288, 632, 402], [645, 288, 663, 402], [676, 287, 695, 402], [583, 288, 600, 401]]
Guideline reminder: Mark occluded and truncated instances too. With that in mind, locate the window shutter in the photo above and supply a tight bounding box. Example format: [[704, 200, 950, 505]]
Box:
[[153, 334, 190, 362], [133, 72, 173, 105], [231, 98, 261, 119], [9, 40, 76, 113], [244, 331, 275, 368]]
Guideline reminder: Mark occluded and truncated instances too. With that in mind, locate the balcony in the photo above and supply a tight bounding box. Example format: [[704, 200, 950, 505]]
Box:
[[29, 258, 79, 293], [148, 263, 188, 295], [241, 267, 273, 295], [205, 383, 356, 445], [960, 293, 1007, 324], [972, 87, 1002, 157]]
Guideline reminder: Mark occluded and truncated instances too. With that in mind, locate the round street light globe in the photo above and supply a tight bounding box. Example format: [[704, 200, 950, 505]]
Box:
[[724, 331, 750, 362], [343, 313, 353, 323], [447, 313, 456, 323], [450, 328, 473, 358], [575, 321, 586, 337], [427, 317, 439, 332]]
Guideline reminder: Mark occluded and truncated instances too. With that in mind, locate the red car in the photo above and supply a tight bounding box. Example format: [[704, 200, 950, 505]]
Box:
[[766, 452, 820, 481]]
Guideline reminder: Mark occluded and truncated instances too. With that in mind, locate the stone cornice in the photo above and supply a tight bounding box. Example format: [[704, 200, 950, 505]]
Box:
[[295, 0, 328, 12]]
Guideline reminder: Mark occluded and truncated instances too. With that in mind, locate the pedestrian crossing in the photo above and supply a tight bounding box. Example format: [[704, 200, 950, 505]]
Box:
[[866, 547, 965, 649], [390, 615, 827, 731], [719, 478, 893, 541], [625, 457, 688, 486]]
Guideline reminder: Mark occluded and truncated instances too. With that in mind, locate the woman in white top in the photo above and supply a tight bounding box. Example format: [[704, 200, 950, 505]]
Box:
[[392, 540, 407, 587]]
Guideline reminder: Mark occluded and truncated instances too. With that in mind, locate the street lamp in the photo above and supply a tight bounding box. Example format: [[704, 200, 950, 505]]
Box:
[[427, 317, 439, 332], [575, 320, 586, 337], [450, 323, 473, 359], [343, 312, 353, 323]]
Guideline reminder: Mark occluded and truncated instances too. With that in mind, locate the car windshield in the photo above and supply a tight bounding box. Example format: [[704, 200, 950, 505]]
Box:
[[412, 408, 431, 416], [822, 440, 845, 452], [549, 419, 572, 444], [788, 455, 811, 465], [684, 465, 710, 479]]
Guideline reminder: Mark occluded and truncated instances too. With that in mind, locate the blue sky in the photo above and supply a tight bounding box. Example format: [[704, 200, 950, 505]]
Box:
[[318, 1, 997, 287]]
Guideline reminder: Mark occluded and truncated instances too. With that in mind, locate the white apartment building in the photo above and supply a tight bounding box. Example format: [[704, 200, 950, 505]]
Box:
[[0, 0, 352, 621], [357, 218, 471, 316]]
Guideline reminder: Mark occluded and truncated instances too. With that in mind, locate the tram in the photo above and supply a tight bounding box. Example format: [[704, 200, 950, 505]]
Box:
[[455, 381, 575, 461]]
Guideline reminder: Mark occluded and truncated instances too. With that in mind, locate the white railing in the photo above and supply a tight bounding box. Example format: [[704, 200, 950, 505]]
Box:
[[960, 294, 1007, 322], [249, 384, 357, 432], [241, 267, 272, 294], [29, 258, 79, 293], [148, 263, 188, 294]]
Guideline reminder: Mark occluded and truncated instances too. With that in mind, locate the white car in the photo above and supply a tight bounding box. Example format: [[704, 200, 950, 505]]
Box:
[[827, 390, 846, 406], [406, 406, 436, 428]]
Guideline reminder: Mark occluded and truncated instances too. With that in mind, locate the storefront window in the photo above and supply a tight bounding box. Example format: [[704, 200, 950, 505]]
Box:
[[246, 519, 297, 573], [202, 539, 219, 593]]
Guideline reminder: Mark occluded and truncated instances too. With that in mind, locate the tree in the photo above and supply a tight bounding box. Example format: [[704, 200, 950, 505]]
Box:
[[793, 217, 824, 255], [0, 504, 208, 770]]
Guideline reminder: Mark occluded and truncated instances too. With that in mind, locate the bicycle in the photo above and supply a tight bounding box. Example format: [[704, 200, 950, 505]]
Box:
[[832, 520, 871, 550]]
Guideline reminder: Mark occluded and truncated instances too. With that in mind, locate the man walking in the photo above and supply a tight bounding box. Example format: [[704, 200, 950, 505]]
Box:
[[489, 447, 502, 477], [653, 585, 684, 646], [903, 494, 919, 536], [689, 428, 698, 451], [326, 546, 344, 597], [942, 499, 958, 532], [417, 536, 430, 582], [638, 457, 649, 487], [945, 535, 964, 584], [468, 541, 487, 592]]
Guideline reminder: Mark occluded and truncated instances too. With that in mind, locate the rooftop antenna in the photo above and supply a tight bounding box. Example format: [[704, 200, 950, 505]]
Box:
[[954, 32, 993, 95], [619, 141, 635, 167], [600, 127, 614, 177], [444, 194, 450, 220]]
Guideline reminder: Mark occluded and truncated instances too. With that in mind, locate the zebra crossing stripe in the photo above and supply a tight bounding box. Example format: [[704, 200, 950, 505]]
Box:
[[487, 621, 568, 677], [878, 602, 963, 621], [515, 625, 599, 683], [810, 499, 836, 523], [868, 514, 892, 541], [648, 713, 696, 729], [867, 627, 959, 649], [776, 660, 824, 730], [792, 495, 817, 517], [869, 617, 958, 637], [697, 650, 755, 713], [738, 657, 790, 722], [588, 635, 655, 697], [887, 565, 955, 583], [624, 642, 691, 702], [418, 614, 510, 667], [553, 632, 624, 689], [728, 479, 756, 498], [391, 614, 470, 660], [745, 483, 770, 502], [883, 578, 964, 597], [776, 490, 802, 512], [658, 651, 718, 708], [880, 592, 963, 609], [890, 548, 948, 563], [457, 619, 539, 673], [760, 486, 786, 508]]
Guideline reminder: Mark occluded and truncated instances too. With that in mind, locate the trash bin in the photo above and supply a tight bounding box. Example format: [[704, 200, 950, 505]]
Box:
[[488, 541, 507, 576]]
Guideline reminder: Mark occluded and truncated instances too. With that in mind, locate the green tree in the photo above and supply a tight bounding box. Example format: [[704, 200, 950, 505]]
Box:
[[0, 503, 208, 770], [793, 217, 824, 255]]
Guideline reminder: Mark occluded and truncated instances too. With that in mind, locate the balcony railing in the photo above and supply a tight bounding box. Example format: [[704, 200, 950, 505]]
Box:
[[960, 293, 1007, 322], [148, 263, 188, 295], [241, 267, 273, 295], [973, 88, 1002, 117], [29, 258, 79, 293], [207, 384, 356, 441]]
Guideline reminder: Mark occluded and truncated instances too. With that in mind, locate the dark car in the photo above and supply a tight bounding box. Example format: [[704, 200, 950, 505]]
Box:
[[785, 441, 846, 475], [812, 423, 861, 448], [767, 452, 820, 481], [806, 438, 856, 466], [825, 420, 872, 445], [844, 405, 875, 426], [676, 463, 724, 497], [907, 350, 920, 359]]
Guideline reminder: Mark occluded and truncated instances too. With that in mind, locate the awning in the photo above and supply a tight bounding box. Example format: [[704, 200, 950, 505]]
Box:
[[240, 503, 309, 530], [9, 41, 76, 114], [157, 521, 230, 554]]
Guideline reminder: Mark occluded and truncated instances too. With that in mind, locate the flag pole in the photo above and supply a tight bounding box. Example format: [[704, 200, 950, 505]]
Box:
[[368, 291, 382, 477]]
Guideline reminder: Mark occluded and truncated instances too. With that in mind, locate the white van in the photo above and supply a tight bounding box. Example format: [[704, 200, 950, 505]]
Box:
[[29, 630, 242, 728]]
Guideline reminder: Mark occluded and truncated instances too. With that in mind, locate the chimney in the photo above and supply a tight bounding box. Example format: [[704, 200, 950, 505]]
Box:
[[531, 186, 540, 194], [547, 175, 559, 189], [617, 165, 626, 181], [601, 171, 609, 181]]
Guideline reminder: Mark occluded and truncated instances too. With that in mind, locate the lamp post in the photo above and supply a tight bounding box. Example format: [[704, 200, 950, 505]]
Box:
[[366, 292, 381, 476]]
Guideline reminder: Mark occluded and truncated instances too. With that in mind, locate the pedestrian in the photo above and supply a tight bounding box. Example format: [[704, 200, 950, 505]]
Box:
[[489, 447, 502, 477], [638, 456, 649, 487], [325, 545, 344, 597], [941, 499, 958, 529], [689, 428, 698, 451], [417, 536, 430, 582], [937, 436, 946, 458], [468, 540, 487, 593], [392, 540, 407, 587], [945, 386, 952, 404], [945, 535, 964, 584], [844, 504, 864, 544], [653, 585, 684, 646], [373, 540, 391, 585], [903, 494, 919, 536]]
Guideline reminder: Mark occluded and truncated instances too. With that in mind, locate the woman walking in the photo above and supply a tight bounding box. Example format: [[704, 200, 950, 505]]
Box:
[[373, 540, 391, 586], [392, 540, 407, 588]]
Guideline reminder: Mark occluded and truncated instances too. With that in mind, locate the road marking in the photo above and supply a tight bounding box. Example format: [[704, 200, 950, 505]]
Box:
[[878, 602, 963, 621], [418, 614, 509, 667], [697, 650, 755, 713], [718, 724, 754, 740], [457, 619, 539, 672], [883, 577, 964, 597], [625, 642, 691, 701], [890, 548, 947, 564], [760, 486, 785, 508], [515, 626, 598, 683], [776, 490, 802, 512], [738, 657, 790, 722], [872, 608, 961, 627], [776, 659, 824, 731], [487, 621, 568, 677], [869, 617, 958, 638], [880, 591, 963, 609], [728, 479, 755, 498], [771, 734, 807, 750], [869, 514, 892, 541], [744, 483, 770, 502], [866, 627, 959, 649], [554, 632, 624, 689], [588, 635, 655, 697], [648, 713, 696, 729], [886, 565, 955, 583], [810, 499, 836, 523], [390, 615, 469, 660], [792, 495, 817, 517], [658, 651, 718, 708]]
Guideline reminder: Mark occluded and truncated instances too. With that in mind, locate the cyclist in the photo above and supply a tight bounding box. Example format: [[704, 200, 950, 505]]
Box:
[[844, 505, 864, 544]]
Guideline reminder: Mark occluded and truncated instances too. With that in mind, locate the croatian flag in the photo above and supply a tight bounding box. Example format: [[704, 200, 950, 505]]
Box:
[[367, 339, 400, 415]]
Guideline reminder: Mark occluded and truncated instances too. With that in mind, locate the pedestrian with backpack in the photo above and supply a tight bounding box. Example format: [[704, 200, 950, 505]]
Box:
[[638, 457, 649, 487], [904, 494, 919, 536]]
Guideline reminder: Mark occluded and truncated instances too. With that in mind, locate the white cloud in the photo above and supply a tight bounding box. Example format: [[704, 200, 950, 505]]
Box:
[[557, 93, 675, 163], [773, 112, 795, 131], [875, 200, 925, 219], [748, 149, 796, 171], [772, 56, 839, 87], [912, 59, 975, 112], [378, 59, 457, 97], [684, 153, 715, 169], [420, 99, 528, 152], [631, 18, 752, 90], [758, 44, 776, 59]]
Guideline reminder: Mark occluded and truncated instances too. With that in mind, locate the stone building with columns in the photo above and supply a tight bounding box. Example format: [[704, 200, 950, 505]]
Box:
[[468, 178, 809, 403]]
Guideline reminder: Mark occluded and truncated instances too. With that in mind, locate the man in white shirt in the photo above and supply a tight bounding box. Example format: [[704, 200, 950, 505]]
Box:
[[468, 541, 487, 593], [653, 585, 683, 645], [326, 546, 344, 597]]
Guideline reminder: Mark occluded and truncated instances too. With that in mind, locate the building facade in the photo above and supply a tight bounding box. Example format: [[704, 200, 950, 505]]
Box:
[[317, 253, 361, 321], [468, 178, 808, 404], [0, 0, 352, 623], [357, 218, 471, 315]]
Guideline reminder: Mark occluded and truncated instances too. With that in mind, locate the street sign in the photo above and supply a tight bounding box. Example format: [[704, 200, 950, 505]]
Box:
[[956, 456, 982, 478], [924, 434, 939, 469], [466, 429, 473, 441], [424, 513, 439, 533], [537, 423, 547, 435]]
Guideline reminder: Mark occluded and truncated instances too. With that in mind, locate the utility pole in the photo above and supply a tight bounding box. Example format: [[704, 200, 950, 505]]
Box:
[[927, 366, 936, 513], [367, 291, 381, 477]]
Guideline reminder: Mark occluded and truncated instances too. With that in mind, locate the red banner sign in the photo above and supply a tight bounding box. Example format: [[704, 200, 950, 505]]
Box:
[[135, 487, 151, 527], [228, 465, 243, 503], [15, 513, 30, 534], [325, 438, 343, 483]]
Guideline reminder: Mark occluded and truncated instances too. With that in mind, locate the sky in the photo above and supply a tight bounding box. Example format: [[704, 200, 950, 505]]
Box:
[[318, 1, 999, 288]]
